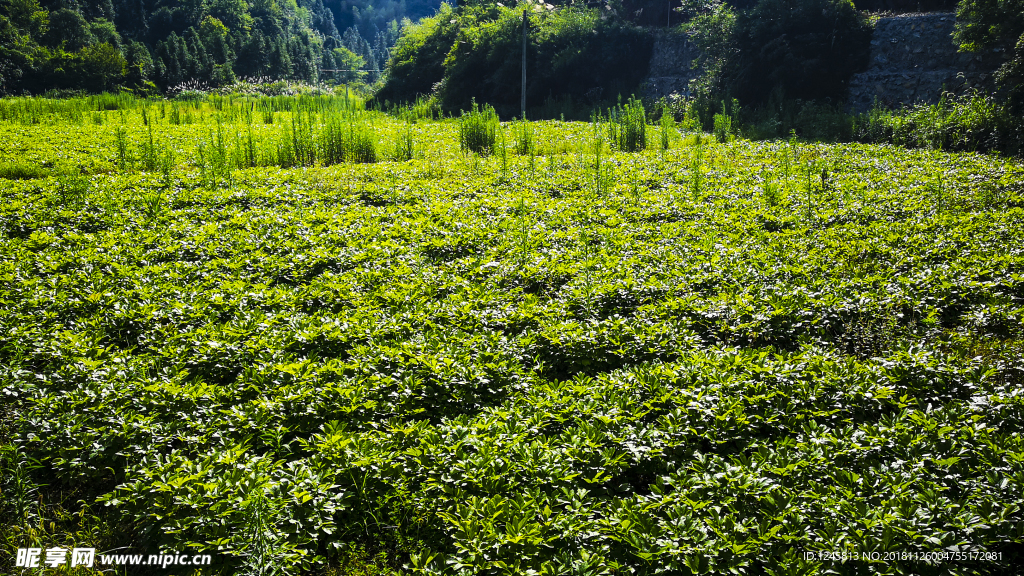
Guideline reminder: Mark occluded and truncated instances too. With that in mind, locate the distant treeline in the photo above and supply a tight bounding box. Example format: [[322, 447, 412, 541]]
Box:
[[0, 0, 441, 95]]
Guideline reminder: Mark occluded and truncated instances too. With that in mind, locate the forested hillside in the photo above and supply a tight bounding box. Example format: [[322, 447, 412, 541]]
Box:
[[0, 0, 440, 95]]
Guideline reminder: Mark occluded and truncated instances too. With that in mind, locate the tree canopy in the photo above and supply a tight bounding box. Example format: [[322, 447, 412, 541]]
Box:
[[0, 0, 429, 94], [955, 0, 1024, 109]]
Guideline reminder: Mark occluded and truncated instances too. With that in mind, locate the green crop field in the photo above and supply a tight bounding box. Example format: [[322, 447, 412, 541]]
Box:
[[2, 94, 1023, 576]]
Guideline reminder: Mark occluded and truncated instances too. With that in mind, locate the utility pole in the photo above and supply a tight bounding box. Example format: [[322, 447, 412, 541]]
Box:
[[521, 10, 527, 119]]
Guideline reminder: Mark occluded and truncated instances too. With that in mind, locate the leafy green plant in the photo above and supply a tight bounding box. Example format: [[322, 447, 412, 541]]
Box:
[[515, 195, 531, 266], [591, 110, 606, 195], [761, 168, 780, 208], [114, 124, 132, 171], [55, 165, 90, 206], [239, 489, 286, 576], [139, 109, 159, 172], [1, 447, 42, 532], [499, 123, 509, 181], [803, 158, 817, 222]]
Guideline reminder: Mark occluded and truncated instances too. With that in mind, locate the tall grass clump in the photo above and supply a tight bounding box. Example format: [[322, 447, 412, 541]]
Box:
[[713, 101, 733, 144], [498, 124, 510, 181], [459, 100, 499, 156], [659, 105, 674, 157], [761, 168, 780, 208], [290, 111, 316, 167], [320, 114, 347, 166], [392, 113, 415, 162], [198, 121, 233, 187], [241, 121, 259, 169], [272, 123, 297, 168], [346, 122, 378, 164], [319, 112, 378, 166], [410, 96, 441, 121], [139, 113, 159, 172], [608, 97, 646, 152], [114, 125, 132, 171], [1, 447, 41, 532], [0, 161, 49, 180], [803, 158, 818, 222], [514, 118, 534, 156], [591, 110, 608, 195]]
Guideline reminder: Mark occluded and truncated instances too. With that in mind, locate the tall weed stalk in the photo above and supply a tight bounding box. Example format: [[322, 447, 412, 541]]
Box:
[[609, 97, 646, 153], [460, 100, 498, 156]]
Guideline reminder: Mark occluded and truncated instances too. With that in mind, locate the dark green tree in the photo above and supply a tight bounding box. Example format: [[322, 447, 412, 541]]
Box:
[[45, 7, 94, 49], [113, 0, 147, 39], [89, 17, 120, 49], [184, 26, 211, 78], [236, 29, 272, 77], [1, 0, 48, 93], [4, 0, 49, 38], [955, 0, 1024, 110], [80, 40, 125, 90], [123, 38, 152, 86], [730, 0, 871, 103], [209, 0, 252, 31], [270, 36, 292, 77]]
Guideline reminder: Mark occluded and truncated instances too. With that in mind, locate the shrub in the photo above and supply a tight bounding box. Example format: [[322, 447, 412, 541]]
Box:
[[854, 92, 1024, 156], [713, 112, 732, 143], [514, 118, 534, 156], [55, 165, 90, 205]]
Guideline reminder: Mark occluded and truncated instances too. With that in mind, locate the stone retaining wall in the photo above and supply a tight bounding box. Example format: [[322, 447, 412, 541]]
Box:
[[846, 12, 1003, 112], [638, 12, 1005, 111], [639, 29, 701, 101]]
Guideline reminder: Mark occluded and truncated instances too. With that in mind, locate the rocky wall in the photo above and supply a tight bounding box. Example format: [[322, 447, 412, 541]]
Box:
[[639, 12, 1005, 111], [846, 12, 1004, 112], [639, 29, 701, 101]]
